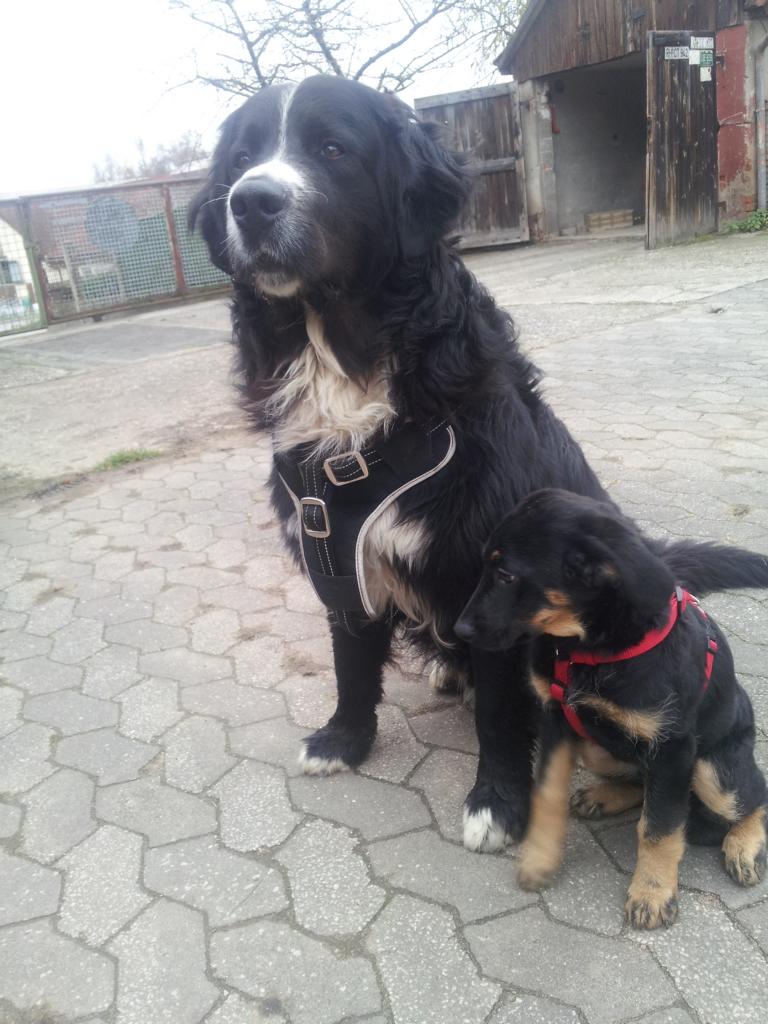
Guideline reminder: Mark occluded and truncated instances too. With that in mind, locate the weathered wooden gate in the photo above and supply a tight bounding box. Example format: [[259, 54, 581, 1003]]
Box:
[[646, 30, 719, 249], [414, 83, 529, 248]]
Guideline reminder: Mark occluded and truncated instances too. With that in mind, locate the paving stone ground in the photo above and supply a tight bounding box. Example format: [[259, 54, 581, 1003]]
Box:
[[0, 232, 767, 1024]]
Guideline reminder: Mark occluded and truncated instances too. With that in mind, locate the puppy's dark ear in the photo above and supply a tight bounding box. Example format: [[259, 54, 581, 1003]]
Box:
[[565, 528, 674, 616], [399, 118, 474, 255], [188, 110, 239, 275], [563, 537, 619, 590]]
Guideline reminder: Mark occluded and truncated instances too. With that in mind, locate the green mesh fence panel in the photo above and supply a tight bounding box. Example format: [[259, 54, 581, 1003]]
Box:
[[170, 180, 229, 290]]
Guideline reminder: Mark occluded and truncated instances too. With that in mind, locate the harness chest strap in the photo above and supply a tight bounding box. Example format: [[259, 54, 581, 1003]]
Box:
[[274, 420, 456, 635], [550, 588, 718, 741]]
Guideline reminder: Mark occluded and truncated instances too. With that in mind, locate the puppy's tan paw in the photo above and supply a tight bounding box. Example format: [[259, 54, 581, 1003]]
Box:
[[625, 886, 679, 930], [571, 786, 606, 820], [517, 842, 560, 891]]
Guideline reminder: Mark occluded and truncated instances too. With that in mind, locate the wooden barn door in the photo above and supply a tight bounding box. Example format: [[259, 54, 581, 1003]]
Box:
[[646, 30, 719, 249], [415, 84, 529, 248]]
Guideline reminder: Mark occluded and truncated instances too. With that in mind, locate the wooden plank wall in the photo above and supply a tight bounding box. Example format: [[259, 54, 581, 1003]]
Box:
[[511, 0, 721, 81]]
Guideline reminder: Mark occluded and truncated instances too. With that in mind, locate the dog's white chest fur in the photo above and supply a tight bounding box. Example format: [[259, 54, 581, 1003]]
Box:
[[272, 312, 428, 619]]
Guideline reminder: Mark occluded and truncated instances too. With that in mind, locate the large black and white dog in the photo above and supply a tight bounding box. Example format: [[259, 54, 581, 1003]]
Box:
[[191, 75, 606, 850]]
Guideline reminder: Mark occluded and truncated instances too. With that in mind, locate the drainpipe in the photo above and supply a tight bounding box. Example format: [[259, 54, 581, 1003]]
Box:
[[755, 32, 768, 211]]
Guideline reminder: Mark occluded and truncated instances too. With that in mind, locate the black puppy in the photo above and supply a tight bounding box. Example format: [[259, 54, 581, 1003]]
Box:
[[456, 489, 768, 929]]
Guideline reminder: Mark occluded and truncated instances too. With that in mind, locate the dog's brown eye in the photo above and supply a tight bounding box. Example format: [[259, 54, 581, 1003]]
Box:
[[320, 140, 345, 159], [497, 569, 516, 584], [233, 151, 251, 170]]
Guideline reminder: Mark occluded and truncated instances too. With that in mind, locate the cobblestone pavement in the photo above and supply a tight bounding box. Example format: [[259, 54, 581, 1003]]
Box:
[[1, 234, 767, 1024]]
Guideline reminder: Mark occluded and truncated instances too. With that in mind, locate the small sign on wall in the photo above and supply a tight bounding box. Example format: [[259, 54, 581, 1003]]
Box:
[[665, 46, 690, 59], [691, 36, 715, 50], [700, 67, 713, 82]]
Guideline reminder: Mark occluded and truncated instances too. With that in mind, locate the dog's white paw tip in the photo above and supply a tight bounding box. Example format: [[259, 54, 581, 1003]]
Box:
[[298, 745, 349, 776], [462, 807, 511, 853]]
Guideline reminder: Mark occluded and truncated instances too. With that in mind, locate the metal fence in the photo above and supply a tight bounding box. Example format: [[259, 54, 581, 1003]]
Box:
[[0, 174, 228, 337]]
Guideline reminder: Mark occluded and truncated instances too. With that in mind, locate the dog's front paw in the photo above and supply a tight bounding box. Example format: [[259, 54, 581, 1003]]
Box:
[[299, 718, 376, 775], [517, 841, 560, 891], [625, 885, 679, 930], [463, 778, 530, 852], [723, 810, 767, 887], [571, 786, 606, 820]]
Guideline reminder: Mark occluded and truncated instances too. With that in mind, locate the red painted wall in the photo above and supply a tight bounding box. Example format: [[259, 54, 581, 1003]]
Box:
[[717, 24, 756, 218]]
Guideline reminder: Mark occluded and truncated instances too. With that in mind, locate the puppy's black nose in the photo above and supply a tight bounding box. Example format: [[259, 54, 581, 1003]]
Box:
[[229, 178, 289, 225], [454, 618, 476, 642]]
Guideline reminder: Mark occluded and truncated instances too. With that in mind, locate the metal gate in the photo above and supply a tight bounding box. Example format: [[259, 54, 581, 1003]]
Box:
[[0, 176, 229, 337], [646, 30, 719, 249], [415, 83, 529, 248]]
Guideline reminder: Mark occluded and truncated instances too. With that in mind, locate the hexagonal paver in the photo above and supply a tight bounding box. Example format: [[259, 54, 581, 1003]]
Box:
[[81, 644, 141, 698], [289, 771, 430, 840], [0, 801, 22, 837], [152, 584, 201, 625], [367, 829, 535, 922], [0, 919, 114, 1018], [50, 617, 105, 664], [25, 595, 76, 636], [211, 920, 381, 1024], [232, 636, 286, 688], [96, 777, 216, 846], [0, 684, 23, 736], [108, 900, 217, 1024], [276, 819, 385, 936], [117, 677, 184, 741], [277, 672, 336, 725], [367, 895, 500, 1024], [0, 723, 55, 793], [409, 748, 478, 843], [1, 655, 83, 695], [138, 648, 230, 686], [465, 907, 676, 1024], [144, 835, 287, 926], [163, 716, 236, 792], [105, 619, 188, 653], [229, 716, 309, 775], [181, 678, 285, 726], [212, 761, 300, 851], [628, 893, 768, 1024], [0, 630, 51, 662], [20, 768, 96, 862], [56, 728, 158, 785], [24, 690, 118, 735], [0, 849, 61, 925], [58, 824, 151, 945], [359, 704, 427, 783], [75, 595, 153, 623], [189, 608, 241, 655], [541, 822, 631, 936], [410, 703, 479, 754]]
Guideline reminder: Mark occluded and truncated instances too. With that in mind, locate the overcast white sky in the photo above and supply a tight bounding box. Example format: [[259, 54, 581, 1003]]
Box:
[[0, 0, 491, 196]]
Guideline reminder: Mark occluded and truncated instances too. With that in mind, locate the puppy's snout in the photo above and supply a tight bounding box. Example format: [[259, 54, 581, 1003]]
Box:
[[454, 617, 476, 642], [230, 178, 290, 228]]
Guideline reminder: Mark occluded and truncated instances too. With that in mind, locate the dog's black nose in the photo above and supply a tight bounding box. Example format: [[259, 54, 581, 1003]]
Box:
[[229, 178, 289, 225], [454, 618, 476, 642]]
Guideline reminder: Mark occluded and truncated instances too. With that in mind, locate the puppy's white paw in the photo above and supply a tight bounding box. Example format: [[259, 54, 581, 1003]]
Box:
[[298, 744, 349, 776], [462, 806, 512, 852]]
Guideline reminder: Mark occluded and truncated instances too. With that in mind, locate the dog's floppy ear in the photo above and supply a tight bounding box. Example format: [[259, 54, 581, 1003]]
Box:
[[564, 522, 674, 616], [563, 536, 618, 590], [188, 110, 240, 275], [397, 116, 474, 256]]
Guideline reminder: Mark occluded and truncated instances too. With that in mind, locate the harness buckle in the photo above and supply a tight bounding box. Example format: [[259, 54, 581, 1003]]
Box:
[[300, 497, 331, 539], [323, 451, 369, 486]]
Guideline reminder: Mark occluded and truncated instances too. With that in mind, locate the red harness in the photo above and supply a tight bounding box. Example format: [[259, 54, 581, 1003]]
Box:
[[550, 588, 718, 741]]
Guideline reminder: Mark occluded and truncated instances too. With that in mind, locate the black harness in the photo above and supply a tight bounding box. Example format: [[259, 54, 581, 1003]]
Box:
[[275, 420, 456, 634]]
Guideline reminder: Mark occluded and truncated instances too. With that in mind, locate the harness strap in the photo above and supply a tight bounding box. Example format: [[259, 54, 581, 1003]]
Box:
[[274, 419, 456, 635], [550, 588, 716, 740]]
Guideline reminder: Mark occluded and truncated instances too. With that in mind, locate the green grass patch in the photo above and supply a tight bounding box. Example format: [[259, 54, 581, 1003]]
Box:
[[95, 448, 163, 471], [727, 209, 768, 233]]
